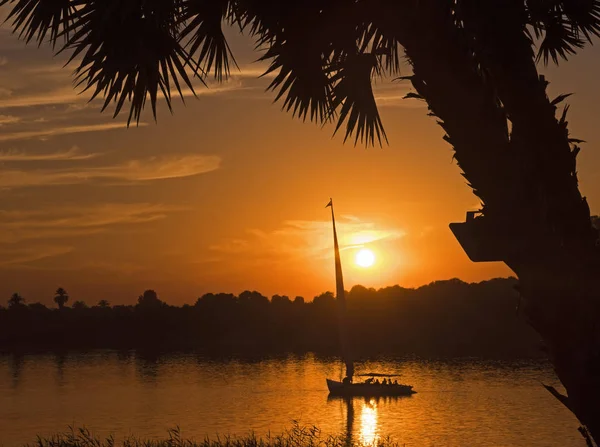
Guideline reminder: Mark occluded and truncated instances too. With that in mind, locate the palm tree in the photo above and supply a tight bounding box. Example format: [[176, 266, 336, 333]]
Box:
[[2, 0, 600, 440], [97, 299, 110, 308], [54, 287, 69, 309], [7, 292, 25, 309]]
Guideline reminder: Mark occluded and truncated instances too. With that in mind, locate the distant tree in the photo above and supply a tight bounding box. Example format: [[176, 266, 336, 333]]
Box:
[[54, 288, 69, 309], [313, 291, 335, 306], [293, 296, 305, 305], [137, 289, 164, 309], [72, 300, 88, 310], [28, 302, 48, 312], [97, 299, 110, 308], [271, 295, 291, 305], [8, 293, 25, 309], [239, 290, 269, 306]]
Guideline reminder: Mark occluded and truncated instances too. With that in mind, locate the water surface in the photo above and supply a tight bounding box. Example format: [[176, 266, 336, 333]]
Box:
[[0, 352, 582, 446]]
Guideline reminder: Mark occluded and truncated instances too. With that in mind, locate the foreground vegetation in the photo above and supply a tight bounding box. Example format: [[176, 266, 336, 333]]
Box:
[[1, 278, 542, 358], [26, 426, 394, 447]]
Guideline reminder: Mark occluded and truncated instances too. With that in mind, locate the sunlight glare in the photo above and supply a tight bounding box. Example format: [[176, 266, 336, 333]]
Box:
[[360, 398, 379, 445], [355, 248, 376, 268]]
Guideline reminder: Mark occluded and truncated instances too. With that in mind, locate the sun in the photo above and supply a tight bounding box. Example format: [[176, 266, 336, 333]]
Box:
[[355, 248, 376, 268]]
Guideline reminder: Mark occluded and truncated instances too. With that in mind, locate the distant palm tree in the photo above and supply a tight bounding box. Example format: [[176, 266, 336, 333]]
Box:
[[72, 300, 88, 310], [97, 299, 110, 308], [54, 288, 69, 309], [3, 0, 600, 441], [7, 292, 25, 309]]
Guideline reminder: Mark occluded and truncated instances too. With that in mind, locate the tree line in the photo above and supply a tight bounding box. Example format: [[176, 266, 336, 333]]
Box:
[[0, 278, 542, 358]]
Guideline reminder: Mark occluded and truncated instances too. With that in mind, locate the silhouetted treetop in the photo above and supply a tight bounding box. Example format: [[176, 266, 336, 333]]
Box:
[[137, 289, 164, 309], [8, 293, 25, 309], [2, 0, 598, 145], [54, 288, 69, 309], [72, 300, 88, 310], [0, 277, 539, 359]]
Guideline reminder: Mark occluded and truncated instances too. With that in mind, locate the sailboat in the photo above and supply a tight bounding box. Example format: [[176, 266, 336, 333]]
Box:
[[325, 199, 416, 397]]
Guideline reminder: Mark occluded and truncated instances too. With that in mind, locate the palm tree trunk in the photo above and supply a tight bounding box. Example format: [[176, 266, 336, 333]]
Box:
[[388, 1, 600, 441]]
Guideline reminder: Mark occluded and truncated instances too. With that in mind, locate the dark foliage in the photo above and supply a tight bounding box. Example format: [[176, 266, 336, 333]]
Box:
[[0, 278, 541, 359]]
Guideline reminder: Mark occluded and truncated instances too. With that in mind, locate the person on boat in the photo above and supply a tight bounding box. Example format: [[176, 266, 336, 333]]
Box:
[[342, 376, 352, 384], [382, 378, 388, 385], [365, 377, 374, 384], [374, 379, 380, 385], [393, 379, 398, 385]]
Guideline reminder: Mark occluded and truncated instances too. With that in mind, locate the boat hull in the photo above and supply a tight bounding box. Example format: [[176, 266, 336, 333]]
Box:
[[326, 379, 416, 396]]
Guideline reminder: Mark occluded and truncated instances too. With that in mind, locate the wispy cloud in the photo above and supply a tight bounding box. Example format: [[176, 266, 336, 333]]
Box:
[[210, 216, 405, 262], [0, 203, 188, 244], [0, 76, 254, 111], [0, 154, 221, 187], [373, 82, 427, 108], [0, 86, 79, 109], [0, 114, 20, 125], [0, 122, 144, 142], [0, 245, 73, 267], [0, 146, 98, 161]]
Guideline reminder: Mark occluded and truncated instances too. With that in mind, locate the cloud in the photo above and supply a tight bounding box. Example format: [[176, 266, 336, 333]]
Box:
[[0, 245, 73, 267], [0, 76, 253, 111], [210, 216, 406, 263], [0, 86, 79, 109], [0, 153, 221, 188], [0, 114, 20, 125], [0, 146, 98, 161], [373, 82, 427, 108], [0, 203, 188, 244], [0, 122, 144, 142]]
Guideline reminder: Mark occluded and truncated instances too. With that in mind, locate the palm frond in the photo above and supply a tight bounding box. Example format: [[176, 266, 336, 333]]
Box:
[[62, 0, 202, 125], [0, 0, 74, 47], [180, 0, 237, 82], [527, 0, 599, 64], [360, 23, 401, 76], [561, 0, 600, 41], [330, 52, 387, 146], [536, 15, 584, 64], [254, 4, 335, 124], [260, 40, 333, 123]]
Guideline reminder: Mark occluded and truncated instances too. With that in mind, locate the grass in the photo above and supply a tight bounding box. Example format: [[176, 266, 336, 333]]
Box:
[[25, 424, 400, 447]]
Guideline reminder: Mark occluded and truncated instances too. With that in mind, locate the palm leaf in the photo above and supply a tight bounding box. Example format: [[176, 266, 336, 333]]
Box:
[[561, 0, 600, 41], [255, 4, 335, 124], [330, 52, 387, 146], [180, 0, 237, 82], [0, 0, 74, 47], [61, 0, 202, 125], [536, 16, 585, 64]]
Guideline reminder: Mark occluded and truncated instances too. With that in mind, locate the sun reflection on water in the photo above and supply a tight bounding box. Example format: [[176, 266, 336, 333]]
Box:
[[359, 398, 379, 445]]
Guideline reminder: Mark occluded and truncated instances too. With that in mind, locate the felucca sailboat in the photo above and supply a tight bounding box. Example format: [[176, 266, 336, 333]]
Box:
[[325, 199, 416, 396]]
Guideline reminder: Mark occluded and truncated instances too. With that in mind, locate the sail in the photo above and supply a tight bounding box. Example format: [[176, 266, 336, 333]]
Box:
[[327, 199, 354, 380]]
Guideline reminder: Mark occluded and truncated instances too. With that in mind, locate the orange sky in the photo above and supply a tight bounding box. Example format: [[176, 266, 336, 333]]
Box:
[[1, 25, 599, 306]]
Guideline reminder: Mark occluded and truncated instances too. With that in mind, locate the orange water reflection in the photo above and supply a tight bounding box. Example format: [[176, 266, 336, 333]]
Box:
[[359, 398, 378, 445], [0, 353, 583, 447]]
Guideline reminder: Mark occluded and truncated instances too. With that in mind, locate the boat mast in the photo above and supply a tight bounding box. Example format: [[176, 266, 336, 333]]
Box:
[[326, 198, 354, 381]]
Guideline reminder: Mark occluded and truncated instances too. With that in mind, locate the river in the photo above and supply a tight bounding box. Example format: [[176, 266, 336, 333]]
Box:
[[0, 351, 583, 446]]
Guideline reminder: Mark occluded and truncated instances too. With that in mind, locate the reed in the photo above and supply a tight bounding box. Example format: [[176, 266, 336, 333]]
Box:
[[26, 424, 399, 447]]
